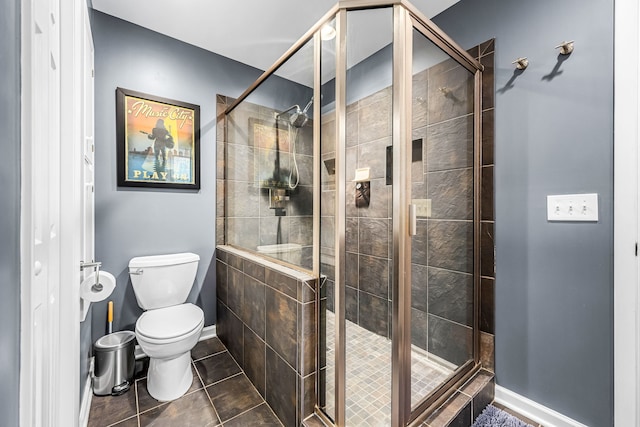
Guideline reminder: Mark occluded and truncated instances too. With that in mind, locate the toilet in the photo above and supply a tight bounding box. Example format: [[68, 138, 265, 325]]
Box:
[[128, 252, 204, 402]]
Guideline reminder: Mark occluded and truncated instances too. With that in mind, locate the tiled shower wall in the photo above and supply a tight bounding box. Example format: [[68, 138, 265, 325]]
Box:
[[216, 96, 314, 269], [215, 245, 317, 427], [319, 39, 495, 370]]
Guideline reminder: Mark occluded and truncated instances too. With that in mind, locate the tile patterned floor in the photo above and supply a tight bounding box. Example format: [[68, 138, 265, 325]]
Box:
[[87, 337, 282, 427], [323, 311, 452, 426]]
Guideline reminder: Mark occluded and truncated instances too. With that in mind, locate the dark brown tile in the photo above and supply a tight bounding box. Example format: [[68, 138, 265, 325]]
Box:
[[413, 70, 429, 129], [358, 91, 392, 143], [302, 413, 326, 427], [426, 115, 474, 172], [265, 287, 298, 367], [411, 307, 428, 350], [136, 366, 202, 413], [481, 166, 494, 221], [87, 389, 137, 427], [480, 278, 495, 334], [139, 389, 219, 427], [411, 219, 429, 267], [242, 276, 266, 339], [359, 179, 390, 219], [411, 263, 429, 312], [216, 180, 225, 219], [192, 337, 226, 361], [424, 391, 472, 427], [358, 137, 391, 180], [216, 248, 228, 264], [427, 63, 474, 125], [428, 220, 473, 274], [470, 375, 494, 421], [481, 53, 495, 110], [216, 260, 228, 306], [358, 218, 389, 258], [110, 416, 139, 427], [243, 259, 265, 283], [208, 374, 263, 423], [298, 278, 316, 304], [194, 351, 241, 387], [345, 217, 358, 252], [300, 373, 316, 421], [227, 267, 244, 316], [428, 315, 473, 366], [467, 45, 480, 60], [345, 252, 359, 288], [266, 348, 297, 427], [226, 253, 243, 270], [480, 332, 495, 372], [427, 168, 473, 220], [481, 222, 495, 278], [359, 292, 389, 337], [223, 403, 282, 427], [226, 218, 260, 250], [480, 39, 495, 56], [243, 325, 266, 397], [358, 255, 389, 299], [345, 285, 358, 324], [482, 108, 494, 165], [298, 301, 316, 376], [264, 268, 297, 299], [428, 267, 474, 327]]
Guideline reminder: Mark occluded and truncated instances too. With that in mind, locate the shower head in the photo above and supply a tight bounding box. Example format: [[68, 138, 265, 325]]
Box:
[[276, 96, 313, 128], [289, 108, 309, 128]]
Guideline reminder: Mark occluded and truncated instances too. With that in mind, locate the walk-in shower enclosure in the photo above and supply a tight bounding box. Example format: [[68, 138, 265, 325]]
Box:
[[221, 1, 485, 425]]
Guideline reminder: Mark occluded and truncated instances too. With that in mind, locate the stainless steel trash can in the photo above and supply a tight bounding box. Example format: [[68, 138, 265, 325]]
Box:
[[93, 331, 136, 396]]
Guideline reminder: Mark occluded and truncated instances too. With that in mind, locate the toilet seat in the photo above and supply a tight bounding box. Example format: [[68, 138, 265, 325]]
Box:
[[136, 303, 204, 343]]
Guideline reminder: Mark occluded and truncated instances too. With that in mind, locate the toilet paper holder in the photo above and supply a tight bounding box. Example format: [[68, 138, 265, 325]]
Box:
[[81, 261, 103, 291]]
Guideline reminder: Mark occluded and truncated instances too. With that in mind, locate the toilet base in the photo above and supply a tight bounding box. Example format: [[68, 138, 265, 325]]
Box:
[[146, 351, 193, 402]]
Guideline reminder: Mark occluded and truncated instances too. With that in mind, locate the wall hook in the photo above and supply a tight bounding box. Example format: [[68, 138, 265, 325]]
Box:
[[512, 57, 529, 70], [555, 40, 574, 55]]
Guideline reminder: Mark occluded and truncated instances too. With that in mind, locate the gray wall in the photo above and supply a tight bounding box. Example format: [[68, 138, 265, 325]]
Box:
[[0, 0, 21, 425], [434, 0, 613, 425], [90, 10, 257, 342], [89, 11, 306, 342]]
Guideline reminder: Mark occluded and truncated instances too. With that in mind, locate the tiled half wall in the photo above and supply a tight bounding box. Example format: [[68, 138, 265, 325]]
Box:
[[215, 245, 317, 427]]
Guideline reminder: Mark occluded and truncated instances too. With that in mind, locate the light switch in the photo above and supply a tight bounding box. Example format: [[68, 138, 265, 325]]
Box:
[[412, 199, 431, 218], [547, 193, 598, 222]]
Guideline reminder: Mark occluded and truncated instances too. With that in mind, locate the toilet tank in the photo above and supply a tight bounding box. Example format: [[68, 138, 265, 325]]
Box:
[[128, 252, 199, 310]]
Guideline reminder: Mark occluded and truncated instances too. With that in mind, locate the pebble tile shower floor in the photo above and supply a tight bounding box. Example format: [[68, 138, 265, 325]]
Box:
[[87, 337, 282, 427]]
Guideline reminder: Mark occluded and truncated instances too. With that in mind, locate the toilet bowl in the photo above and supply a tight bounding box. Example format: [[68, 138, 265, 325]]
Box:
[[128, 253, 203, 402], [135, 303, 204, 401]]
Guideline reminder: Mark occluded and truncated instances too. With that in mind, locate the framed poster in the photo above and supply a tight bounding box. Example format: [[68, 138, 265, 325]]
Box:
[[116, 87, 200, 189]]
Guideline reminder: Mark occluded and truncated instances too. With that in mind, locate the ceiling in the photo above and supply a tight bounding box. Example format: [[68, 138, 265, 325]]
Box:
[[91, 0, 460, 86]]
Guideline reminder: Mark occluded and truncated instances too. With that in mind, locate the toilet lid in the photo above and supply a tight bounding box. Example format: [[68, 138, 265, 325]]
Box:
[[136, 303, 204, 340]]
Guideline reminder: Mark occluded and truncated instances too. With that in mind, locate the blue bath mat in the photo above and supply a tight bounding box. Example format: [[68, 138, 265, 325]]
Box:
[[472, 405, 535, 427]]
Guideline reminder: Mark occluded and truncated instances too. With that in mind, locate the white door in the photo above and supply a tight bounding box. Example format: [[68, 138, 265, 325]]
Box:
[[21, 0, 91, 425], [20, 0, 61, 425], [614, 0, 640, 425]]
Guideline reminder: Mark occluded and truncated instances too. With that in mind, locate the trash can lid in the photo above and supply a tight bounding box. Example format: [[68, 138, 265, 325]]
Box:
[[94, 331, 136, 351]]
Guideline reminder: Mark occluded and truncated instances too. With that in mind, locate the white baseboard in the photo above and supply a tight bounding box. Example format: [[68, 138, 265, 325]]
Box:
[[134, 324, 217, 360], [494, 385, 588, 427], [78, 357, 94, 427]]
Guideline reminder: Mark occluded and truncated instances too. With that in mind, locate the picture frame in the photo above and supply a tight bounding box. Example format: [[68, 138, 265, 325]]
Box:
[[116, 87, 200, 190]]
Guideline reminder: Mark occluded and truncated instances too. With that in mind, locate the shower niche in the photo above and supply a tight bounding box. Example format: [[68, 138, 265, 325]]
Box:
[[217, 1, 495, 426]]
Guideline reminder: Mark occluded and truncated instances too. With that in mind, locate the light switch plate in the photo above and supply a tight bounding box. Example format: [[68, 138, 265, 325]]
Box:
[[412, 199, 431, 218], [547, 193, 598, 222]]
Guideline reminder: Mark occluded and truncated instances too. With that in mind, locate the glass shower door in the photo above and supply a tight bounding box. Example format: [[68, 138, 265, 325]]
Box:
[[409, 23, 478, 413]]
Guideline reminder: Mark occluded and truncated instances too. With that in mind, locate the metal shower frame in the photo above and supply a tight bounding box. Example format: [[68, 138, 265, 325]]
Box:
[[225, 1, 483, 425]]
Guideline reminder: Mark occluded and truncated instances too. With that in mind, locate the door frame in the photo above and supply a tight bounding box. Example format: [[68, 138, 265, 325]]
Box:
[[614, 0, 640, 425]]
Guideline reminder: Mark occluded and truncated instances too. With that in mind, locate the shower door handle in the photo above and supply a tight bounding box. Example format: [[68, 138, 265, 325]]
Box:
[[409, 204, 417, 236]]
